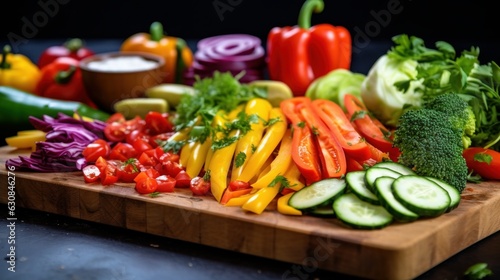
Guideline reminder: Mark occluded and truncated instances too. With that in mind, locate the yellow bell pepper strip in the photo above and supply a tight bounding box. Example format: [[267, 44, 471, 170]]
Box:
[[179, 140, 196, 168], [267, 0, 352, 96], [5, 130, 46, 150], [186, 139, 211, 178], [237, 108, 288, 183], [241, 179, 282, 214], [251, 129, 293, 189], [120, 21, 193, 84], [208, 107, 244, 203], [281, 162, 305, 194], [277, 193, 302, 216], [0, 45, 41, 93], [230, 98, 273, 181]]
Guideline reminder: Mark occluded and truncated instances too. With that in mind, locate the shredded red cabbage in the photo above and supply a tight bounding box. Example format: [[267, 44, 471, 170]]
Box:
[[5, 113, 106, 172]]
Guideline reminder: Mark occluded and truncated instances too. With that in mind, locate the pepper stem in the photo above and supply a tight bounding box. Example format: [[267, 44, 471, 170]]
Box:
[[298, 0, 324, 29], [55, 66, 77, 84], [1, 45, 12, 69], [150, 21, 164, 42], [174, 38, 187, 84], [64, 38, 83, 52]]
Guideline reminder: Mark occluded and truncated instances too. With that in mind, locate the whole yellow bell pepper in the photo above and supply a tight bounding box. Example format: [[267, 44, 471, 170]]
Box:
[[120, 21, 193, 84], [0, 45, 41, 93]]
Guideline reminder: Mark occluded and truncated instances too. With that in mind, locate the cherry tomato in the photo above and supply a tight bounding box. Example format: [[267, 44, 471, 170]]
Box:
[[161, 160, 183, 177], [132, 138, 153, 155], [228, 180, 251, 191], [145, 111, 173, 135], [463, 147, 500, 180], [82, 139, 111, 162], [175, 170, 191, 188], [138, 152, 156, 167], [116, 160, 141, 183], [126, 130, 147, 145], [190, 176, 211, 196], [135, 177, 158, 194], [150, 132, 175, 147], [82, 164, 101, 183], [106, 112, 126, 124], [156, 175, 176, 192], [104, 122, 127, 142], [109, 143, 137, 161], [100, 163, 118, 186]]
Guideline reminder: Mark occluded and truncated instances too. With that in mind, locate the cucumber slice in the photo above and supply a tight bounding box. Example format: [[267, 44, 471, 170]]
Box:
[[288, 178, 346, 210], [372, 161, 416, 175], [392, 175, 451, 217], [426, 177, 461, 212], [374, 176, 419, 222], [345, 170, 380, 205], [308, 205, 335, 217], [364, 167, 402, 193], [333, 193, 393, 229]]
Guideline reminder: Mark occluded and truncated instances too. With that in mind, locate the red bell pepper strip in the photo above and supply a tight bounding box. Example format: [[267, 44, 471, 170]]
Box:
[[312, 99, 371, 161], [281, 98, 322, 185], [281, 97, 346, 182], [34, 57, 95, 107], [462, 147, 500, 180], [344, 94, 400, 161], [38, 38, 95, 69], [267, 0, 352, 96]]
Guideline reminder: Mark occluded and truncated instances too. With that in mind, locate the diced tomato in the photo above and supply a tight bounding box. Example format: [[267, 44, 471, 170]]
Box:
[[156, 175, 176, 192], [108, 143, 137, 161], [135, 177, 158, 194], [125, 129, 147, 145], [82, 139, 111, 162], [150, 132, 175, 147], [132, 138, 153, 155], [144, 111, 173, 135], [174, 170, 191, 188], [160, 160, 183, 177], [159, 152, 180, 164], [104, 122, 127, 142], [138, 152, 156, 167], [116, 160, 141, 183], [190, 176, 211, 196], [82, 164, 101, 183], [100, 163, 118, 186], [106, 112, 126, 124]]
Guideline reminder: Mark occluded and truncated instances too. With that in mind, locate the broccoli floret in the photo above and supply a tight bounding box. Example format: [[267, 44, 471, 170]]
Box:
[[393, 107, 468, 193], [424, 93, 476, 149]]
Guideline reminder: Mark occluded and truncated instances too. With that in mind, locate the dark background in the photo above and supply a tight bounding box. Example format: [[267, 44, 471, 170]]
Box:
[[1, 0, 499, 63]]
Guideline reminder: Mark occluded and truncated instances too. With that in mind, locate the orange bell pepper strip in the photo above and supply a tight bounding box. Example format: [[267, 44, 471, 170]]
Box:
[[267, 0, 351, 96], [344, 94, 401, 161], [120, 21, 193, 84], [312, 99, 371, 161]]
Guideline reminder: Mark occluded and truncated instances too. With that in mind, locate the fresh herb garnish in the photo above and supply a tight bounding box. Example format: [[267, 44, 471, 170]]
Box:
[[269, 175, 296, 192], [235, 152, 246, 168]]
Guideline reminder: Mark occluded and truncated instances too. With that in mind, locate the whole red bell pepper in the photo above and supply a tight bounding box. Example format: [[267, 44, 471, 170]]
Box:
[[38, 38, 95, 69], [267, 0, 352, 96], [34, 57, 95, 107]]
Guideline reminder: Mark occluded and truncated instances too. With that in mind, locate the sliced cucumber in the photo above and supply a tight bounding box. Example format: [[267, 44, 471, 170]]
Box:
[[364, 167, 402, 193], [308, 205, 335, 217], [333, 193, 393, 229], [372, 161, 416, 176], [392, 175, 451, 217], [288, 178, 346, 210], [426, 177, 461, 212], [374, 176, 419, 222], [345, 170, 380, 205]]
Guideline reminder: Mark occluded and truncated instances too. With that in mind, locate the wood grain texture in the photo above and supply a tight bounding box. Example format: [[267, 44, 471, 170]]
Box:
[[1, 146, 499, 280]]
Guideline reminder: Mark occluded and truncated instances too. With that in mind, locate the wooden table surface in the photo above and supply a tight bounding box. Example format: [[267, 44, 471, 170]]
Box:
[[1, 146, 499, 279]]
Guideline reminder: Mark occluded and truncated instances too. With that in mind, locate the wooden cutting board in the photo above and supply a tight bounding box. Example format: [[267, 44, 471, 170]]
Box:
[[1, 146, 499, 280]]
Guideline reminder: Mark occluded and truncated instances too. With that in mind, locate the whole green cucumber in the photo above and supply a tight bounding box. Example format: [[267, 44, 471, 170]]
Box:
[[0, 86, 110, 130]]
